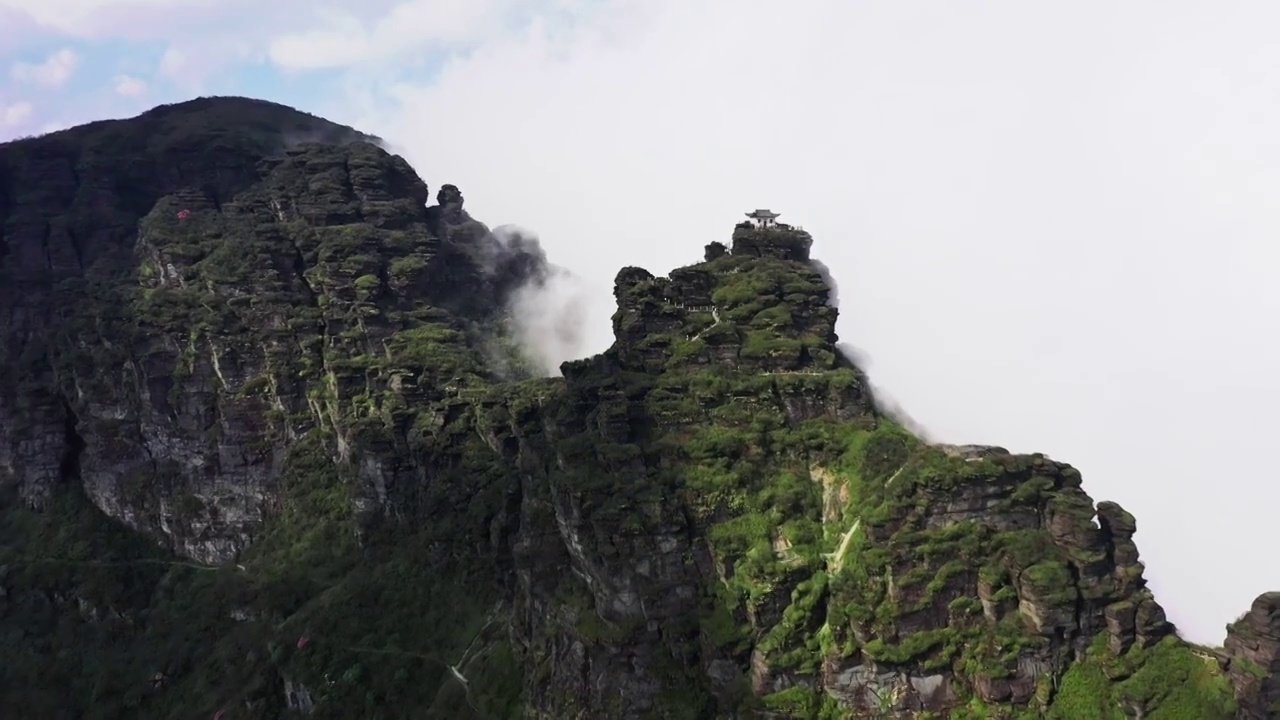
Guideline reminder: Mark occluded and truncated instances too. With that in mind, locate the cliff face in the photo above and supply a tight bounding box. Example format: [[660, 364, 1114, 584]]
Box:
[[0, 98, 545, 563], [1222, 594, 1280, 719], [0, 98, 1265, 719]]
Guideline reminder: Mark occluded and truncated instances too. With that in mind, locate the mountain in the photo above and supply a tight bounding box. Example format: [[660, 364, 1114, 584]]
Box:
[[0, 97, 1273, 720]]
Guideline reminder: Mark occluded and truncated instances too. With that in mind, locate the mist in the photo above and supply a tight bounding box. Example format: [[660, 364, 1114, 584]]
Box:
[[808, 258, 839, 309], [837, 341, 933, 442], [822, 261, 930, 439], [486, 224, 595, 377]]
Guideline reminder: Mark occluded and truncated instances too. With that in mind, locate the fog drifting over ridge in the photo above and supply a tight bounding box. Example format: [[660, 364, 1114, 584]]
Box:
[[489, 224, 594, 377], [340, 1, 1280, 645]]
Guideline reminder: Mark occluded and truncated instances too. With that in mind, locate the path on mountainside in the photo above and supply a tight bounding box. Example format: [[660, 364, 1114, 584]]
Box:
[[823, 460, 910, 574], [761, 370, 824, 375], [326, 618, 495, 717], [824, 519, 861, 574], [691, 307, 722, 341], [885, 465, 908, 487]]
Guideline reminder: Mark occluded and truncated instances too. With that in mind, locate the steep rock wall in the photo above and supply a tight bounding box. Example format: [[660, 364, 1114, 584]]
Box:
[[0, 98, 1266, 720]]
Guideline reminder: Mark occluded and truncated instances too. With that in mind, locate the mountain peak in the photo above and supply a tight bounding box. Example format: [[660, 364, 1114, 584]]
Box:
[[0, 98, 1268, 720]]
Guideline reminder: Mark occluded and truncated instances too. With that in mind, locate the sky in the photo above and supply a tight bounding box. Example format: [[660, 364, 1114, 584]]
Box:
[[2, 0, 1279, 646]]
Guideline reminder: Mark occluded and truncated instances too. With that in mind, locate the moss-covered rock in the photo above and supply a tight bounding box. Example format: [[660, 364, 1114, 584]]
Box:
[[0, 97, 1267, 720]]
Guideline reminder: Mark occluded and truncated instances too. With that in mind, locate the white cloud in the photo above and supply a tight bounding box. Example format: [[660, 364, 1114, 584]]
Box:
[[267, 0, 516, 72], [0, 100, 33, 127], [321, 0, 1280, 646], [11, 47, 79, 87], [112, 74, 147, 97], [0, 0, 225, 38], [266, 11, 375, 72], [154, 38, 263, 93], [157, 46, 187, 81]]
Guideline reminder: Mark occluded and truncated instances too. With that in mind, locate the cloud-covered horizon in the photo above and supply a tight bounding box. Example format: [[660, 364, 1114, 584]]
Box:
[[3, 0, 1279, 646]]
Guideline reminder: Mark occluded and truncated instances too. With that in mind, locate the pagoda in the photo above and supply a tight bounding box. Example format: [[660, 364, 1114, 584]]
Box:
[[744, 208, 781, 228]]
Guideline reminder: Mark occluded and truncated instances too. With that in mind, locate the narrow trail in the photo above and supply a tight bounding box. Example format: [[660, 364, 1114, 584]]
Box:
[[824, 519, 861, 574], [884, 464, 908, 487], [691, 307, 721, 341], [337, 618, 496, 718], [760, 370, 824, 376], [822, 459, 909, 574]]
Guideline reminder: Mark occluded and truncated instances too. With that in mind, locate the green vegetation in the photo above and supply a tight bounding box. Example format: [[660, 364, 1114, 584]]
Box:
[[0, 110, 550, 718], [758, 686, 847, 720], [0, 99, 1251, 719], [0, 429, 525, 719], [1047, 633, 1236, 719]]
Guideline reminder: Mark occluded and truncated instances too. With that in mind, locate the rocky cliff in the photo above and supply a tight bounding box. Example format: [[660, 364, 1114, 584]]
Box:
[[0, 97, 1270, 719]]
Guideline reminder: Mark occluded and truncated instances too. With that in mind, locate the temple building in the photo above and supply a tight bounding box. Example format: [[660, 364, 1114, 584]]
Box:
[[730, 208, 813, 263], [745, 209, 781, 228]]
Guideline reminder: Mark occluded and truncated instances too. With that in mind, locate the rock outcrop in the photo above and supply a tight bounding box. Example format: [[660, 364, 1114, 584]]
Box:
[[1224, 593, 1280, 719], [1, 100, 549, 565], [0, 97, 1268, 720], [524, 234, 1207, 718]]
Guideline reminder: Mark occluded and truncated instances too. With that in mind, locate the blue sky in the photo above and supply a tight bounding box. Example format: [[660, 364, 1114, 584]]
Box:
[[0, 0, 591, 137], [3, 0, 1280, 647], [0, 2, 435, 136]]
